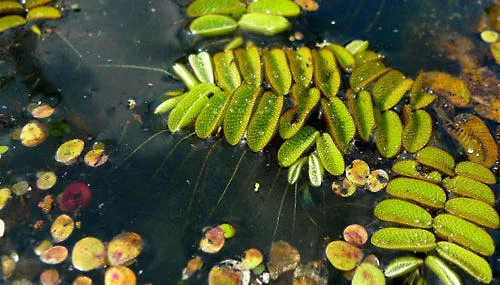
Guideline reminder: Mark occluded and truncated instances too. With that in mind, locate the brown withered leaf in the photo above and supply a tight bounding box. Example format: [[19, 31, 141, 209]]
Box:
[[423, 72, 471, 107], [461, 67, 500, 121]]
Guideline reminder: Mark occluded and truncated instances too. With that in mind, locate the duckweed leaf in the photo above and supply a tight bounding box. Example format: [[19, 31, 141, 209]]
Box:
[[71, 237, 106, 271], [247, 0, 301, 17], [187, 0, 246, 18], [247, 91, 284, 151], [372, 70, 413, 111], [425, 256, 463, 285], [218, 223, 236, 239], [352, 263, 385, 285], [40, 268, 61, 285], [288, 157, 307, 184], [451, 114, 498, 168], [31, 104, 55, 118], [350, 60, 389, 92], [279, 85, 320, 139], [343, 224, 368, 247], [107, 232, 143, 266], [321, 98, 355, 153], [325, 241, 363, 271], [402, 106, 433, 153], [278, 126, 319, 167], [50, 214, 74, 243], [27, 7, 62, 20], [238, 13, 291, 36], [442, 175, 495, 206], [312, 48, 341, 99], [189, 52, 214, 84], [104, 266, 137, 285], [374, 110, 402, 158], [168, 83, 220, 132], [195, 90, 231, 139], [223, 84, 261, 145], [445, 198, 499, 229], [345, 159, 370, 186], [0, 146, 7, 155], [374, 199, 433, 228], [242, 248, 263, 270], [316, 133, 344, 176], [346, 90, 375, 142], [40, 246, 68, 264], [20, 120, 48, 147], [263, 48, 292, 95], [0, 2, 24, 15], [308, 152, 324, 187], [235, 46, 261, 86], [410, 71, 436, 109], [386, 177, 446, 208], [416, 146, 455, 176], [327, 44, 355, 73], [436, 242, 492, 284], [214, 50, 241, 93], [454, 161, 496, 185], [84, 149, 108, 167], [190, 15, 237, 37], [384, 256, 423, 278], [371, 228, 436, 252], [154, 94, 186, 115], [354, 50, 379, 67], [25, 0, 52, 9], [345, 40, 369, 55], [423, 72, 471, 107], [285, 47, 313, 87], [55, 139, 85, 164], [392, 160, 442, 184]]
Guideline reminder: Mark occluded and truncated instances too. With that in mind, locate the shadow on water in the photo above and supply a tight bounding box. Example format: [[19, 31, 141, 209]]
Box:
[[0, 0, 499, 284]]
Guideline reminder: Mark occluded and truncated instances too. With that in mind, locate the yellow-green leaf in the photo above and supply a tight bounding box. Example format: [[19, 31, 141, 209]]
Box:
[[402, 106, 433, 153], [391, 159, 442, 184], [345, 40, 369, 55], [346, 89, 375, 142], [410, 70, 436, 109], [195, 90, 231, 139], [27, 6, 62, 20], [188, 52, 214, 84], [190, 14, 237, 37], [308, 152, 324, 187], [325, 240, 363, 271], [277, 126, 319, 167], [350, 60, 389, 92], [316, 133, 344, 176], [238, 13, 291, 36], [425, 256, 464, 285], [352, 263, 385, 285], [247, 91, 284, 151], [234, 46, 261, 86], [442, 175, 495, 206], [423, 72, 471, 107], [353, 50, 379, 67], [187, 0, 246, 19], [491, 42, 500, 64], [384, 256, 424, 278], [247, 0, 301, 17], [386, 177, 446, 208], [374, 110, 402, 158], [454, 161, 496, 185], [327, 44, 355, 73], [371, 228, 436, 252], [263, 48, 292, 95], [372, 70, 413, 111], [154, 94, 186, 115], [214, 50, 241, 93], [25, 0, 52, 9], [0, 15, 26, 33], [374, 199, 433, 228], [287, 157, 307, 184], [285, 47, 313, 87], [312, 48, 341, 99], [321, 98, 356, 153], [445, 197, 499, 229], [278, 85, 320, 139], [416, 146, 455, 176], [0, 1, 24, 15]]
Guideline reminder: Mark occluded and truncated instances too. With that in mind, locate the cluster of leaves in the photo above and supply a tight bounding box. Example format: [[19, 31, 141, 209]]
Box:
[[0, 0, 62, 33]]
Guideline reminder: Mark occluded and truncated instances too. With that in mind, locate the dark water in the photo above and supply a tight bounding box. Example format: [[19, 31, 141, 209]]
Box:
[[0, 0, 499, 284]]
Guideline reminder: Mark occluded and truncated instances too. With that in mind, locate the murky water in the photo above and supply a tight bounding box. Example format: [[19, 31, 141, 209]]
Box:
[[0, 0, 499, 284]]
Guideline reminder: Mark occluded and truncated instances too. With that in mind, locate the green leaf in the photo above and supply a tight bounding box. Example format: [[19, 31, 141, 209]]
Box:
[[326, 44, 355, 73], [187, 0, 246, 19], [287, 157, 307, 184], [371, 228, 436, 252], [374, 110, 402, 158], [415, 146, 455, 176], [285, 47, 313, 87], [354, 50, 379, 67], [247, 0, 301, 17], [195, 90, 231, 139], [278, 85, 320, 139], [173, 63, 199, 90], [0, 15, 26, 33], [402, 106, 433, 153], [277, 126, 319, 167], [374, 199, 433, 228], [386, 177, 446, 209], [26, 6, 62, 20], [346, 90, 375, 142], [238, 13, 291, 36], [247, 91, 284, 151], [154, 94, 186, 114], [391, 160, 442, 184], [442, 175, 495, 206], [316, 133, 344, 176], [0, 146, 8, 155], [312, 48, 341, 99], [189, 14, 237, 37], [214, 50, 241, 93], [188, 52, 214, 84], [372, 70, 413, 111], [410, 70, 436, 109], [454, 161, 496, 185], [384, 256, 424, 278], [350, 60, 388, 92], [325, 240, 363, 271], [321, 98, 355, 153], [234, 46, 261, 86], [308, 152, 324, 187], [352, 263, 385, 285], [0, 1, 24, 14], [445, 198, 499, 229], [263, 48, 292, 95], [425, 256, 464, 285], [345, 40, 369, 55]]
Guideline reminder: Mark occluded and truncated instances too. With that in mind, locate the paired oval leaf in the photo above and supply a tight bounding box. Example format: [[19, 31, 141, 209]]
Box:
[[425, 255, 464, 285], [238, 13, 291, 36], [0, 15, 27, 33], [188, 52, 214, 84], [277, 126, 319, 167], [278, 85, 320, 139], [154, 94, 186, 115], [234, 46, 261, 86], [384, 256, 423, 278], [350, 60, 388, 92], [308, 152, 324, 187], [312, 48, 341, 99], [416, 146, 455, 176], [27, 7, 62, 20], [345, 90, 375, 142], [247, 0, 301, 17], [316, 133, 344, 176], [25, 0, 53, 9], [345, 40, 369, 55], [442, 175, 495, 206], [372, 70, 413, 111], [391, 160, 442, 184], [445, 198, 499, 229], [371, 228, 436, 252], [190, 15, 237, 37], [454, 161, 496, 185], [187, 0, 246, 18], [386, 177, 446, 208], [287, 157, 307, 184], [374, 110, 402, 158], [402, 106, 433, 153], [374, 199, 433, 228], [214, 50, 241, 93], [247, 91, 284, 151], [263, 48, 292, 95], [0, 2, 24, 15], [195, 90, 231, 139], [286, 47, 313, 87], [321, 98, 356, 153], [410, 71, 436, 109], [327, 44, 355, 73]]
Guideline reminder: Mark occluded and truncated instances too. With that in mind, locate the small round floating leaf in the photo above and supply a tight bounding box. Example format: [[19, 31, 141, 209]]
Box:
[[331, 179, 357, 197], [200, 227, 226, 254], [374, 199, 433, 228], [316, 133, 344, 176], [277, 126, 319, 167], [107, 232, 143, 266], [0, 188, 10, 209], [263, 48, 292, 95], [345, 159, 370, 186], [433, 214, 494, 256], [154, 94, 185, 115], [223, 84, 261, 145], [345, 40, 369, 55], [40, 268, 61, 285], [55, 139, 85, 164], [321, 98, 355, 153], [312, 48, 341, 99], [327, 44, 355, 73], [247, 92, 284, 152], [346, 90, 375, 142], [27, 7, 62, 20], [214, 50, 241, 93], [416, 146, 455, 176], [288, 157, 307, 184], [425, 256, 463, 285], [436, 242, 492, 284], [195, 90, 230, 139], [25, 0, 53, 9], [242, 248, 263, 270], [325, 240, 363, 271], [442, 175, 495, 206], [451, 114, 498, 168], [190, 15, 237, 37], [374, 110, 402, 158], [84, 149, 108, 167], [391, 160, 442, 184], [343, 224, 368, 246], [386, 177, 446, 208], [0, 1, 24, 15], [410, 71, 436, 109], [12, 181, 29, 196], [208, 266, 241, 285], [234, 47, 261, 86], [402, 106, 432, 153], [31, 105, 55, 119], [20, 120, 48, 147], [308, 152, 324, 187], [238, 13, 291, 36], [0, 15, 27, 33], [73, 276, 93, 285], [384, 256, 423, 278], [189, 52, 214, 84], [423, 72, 470, 107], [218, 223, 236, 239], [285, 47, 313, 87], [350, 60, 389, 92], [372, 70, 413, 111], [187, 0, 246, 18], [367, 169, 389, 192], [247, 0, 300, 17], [279, 85, 320, 139], [454, 161, 495, 185], [371, 228, 436, 252], [352, 263, 385, 285], [40, 246, 68, 264], [36, 171, 57, 190], [168, 83, 220, 132], [481, 30, 499, 43], [71, 237, 106, 271], [104, 266, 137, 285], [445, 197, 499, 229], [51, 214, 74, 243]]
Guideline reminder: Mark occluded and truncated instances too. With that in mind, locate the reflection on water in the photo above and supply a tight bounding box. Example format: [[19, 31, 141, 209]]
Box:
[[0, 0, 499, 284]]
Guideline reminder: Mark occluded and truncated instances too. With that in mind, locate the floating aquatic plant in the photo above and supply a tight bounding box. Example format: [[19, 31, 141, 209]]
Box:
[[0, 0, 61, 33]]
